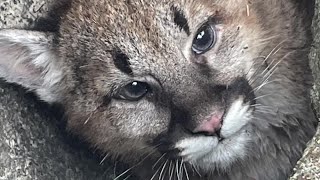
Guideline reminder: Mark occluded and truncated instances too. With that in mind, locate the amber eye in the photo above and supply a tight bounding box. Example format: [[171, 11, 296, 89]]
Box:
[[116, 81, 150, 101], [192, 24, 216, 54]]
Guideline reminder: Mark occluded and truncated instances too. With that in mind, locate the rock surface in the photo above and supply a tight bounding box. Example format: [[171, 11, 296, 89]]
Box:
[[0, 0, 319, 180], [290, 0, 320, 179]]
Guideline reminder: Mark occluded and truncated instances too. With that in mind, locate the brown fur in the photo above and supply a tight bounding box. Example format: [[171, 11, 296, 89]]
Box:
[[0, 0, 317, 179]]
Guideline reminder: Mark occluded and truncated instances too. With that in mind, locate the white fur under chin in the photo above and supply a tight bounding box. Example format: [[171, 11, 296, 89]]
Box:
[[175, 98, 252, 171]]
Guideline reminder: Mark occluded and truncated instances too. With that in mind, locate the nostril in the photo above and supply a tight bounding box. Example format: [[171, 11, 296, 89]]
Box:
[[193, 113, 223, 136]]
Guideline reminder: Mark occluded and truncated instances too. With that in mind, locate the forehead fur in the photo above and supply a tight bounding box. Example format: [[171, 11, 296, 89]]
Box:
[[56, 0, 306, 100], [58, 0, 256, 70]]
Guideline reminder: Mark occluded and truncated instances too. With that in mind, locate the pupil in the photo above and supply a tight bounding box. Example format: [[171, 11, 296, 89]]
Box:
[[128, 82, 147, 96], [195, 28, 211, 47]]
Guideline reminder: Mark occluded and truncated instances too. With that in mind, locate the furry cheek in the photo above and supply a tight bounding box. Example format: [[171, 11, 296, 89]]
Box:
[[109, 100, 171, 138]]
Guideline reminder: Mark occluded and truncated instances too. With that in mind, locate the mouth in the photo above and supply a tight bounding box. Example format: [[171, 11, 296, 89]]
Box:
[[215, 128, 224, 141]]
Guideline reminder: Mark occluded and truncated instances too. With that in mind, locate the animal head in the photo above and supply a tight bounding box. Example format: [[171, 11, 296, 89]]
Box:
[[0, 0, 316, 177]]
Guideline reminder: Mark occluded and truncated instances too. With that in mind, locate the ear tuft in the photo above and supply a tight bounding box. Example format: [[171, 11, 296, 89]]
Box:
[[0, 29, 63, 102]]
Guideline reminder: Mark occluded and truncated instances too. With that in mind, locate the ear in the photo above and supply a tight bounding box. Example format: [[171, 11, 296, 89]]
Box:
[[0, 29, 64, 103]]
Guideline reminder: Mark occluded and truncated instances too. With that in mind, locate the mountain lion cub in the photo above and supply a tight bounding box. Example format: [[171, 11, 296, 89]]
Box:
[[0, 0, 317, 179]]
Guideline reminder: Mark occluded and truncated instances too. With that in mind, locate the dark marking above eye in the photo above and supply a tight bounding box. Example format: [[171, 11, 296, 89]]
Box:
[[171, 6, 190, 35], [111, 47, 133, 75]]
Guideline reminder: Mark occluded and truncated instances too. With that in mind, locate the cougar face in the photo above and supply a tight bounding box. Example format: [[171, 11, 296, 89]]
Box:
[[0, 0, 317, 179]]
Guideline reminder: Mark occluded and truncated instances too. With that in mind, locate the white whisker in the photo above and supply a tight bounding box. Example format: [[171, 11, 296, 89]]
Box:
[[254, 109, 273, 114], [150, 161, 164, 180], [252, 79, 278, 93], [248, 39, 287, 86], [253, 94, 272, 101], [260, 47, 282, 76], [184, 163, 190, 180], [114, 149, 157, 180], [123, 174, 132, 180], [169, 161, 174, 180], [191, 163, 202, 177], [176, 160, 180, 180], [114, 167, 132, 180], [179, 160, 184, 180], [100, 153, 109, 165], [152, 153, 167, 170], [159, 160, 168, 180]]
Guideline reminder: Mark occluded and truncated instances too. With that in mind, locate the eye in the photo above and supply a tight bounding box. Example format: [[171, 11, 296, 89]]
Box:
[[116, 81, 150, 101], [192, 23, 216, 54]]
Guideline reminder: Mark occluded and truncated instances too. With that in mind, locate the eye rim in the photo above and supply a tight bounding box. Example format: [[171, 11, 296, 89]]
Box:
[[115, 81, 151, 101], [191, 23, 217, 55]]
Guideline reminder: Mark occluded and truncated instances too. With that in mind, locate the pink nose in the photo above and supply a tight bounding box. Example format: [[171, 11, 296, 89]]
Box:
[[193, 113, 223, 135]]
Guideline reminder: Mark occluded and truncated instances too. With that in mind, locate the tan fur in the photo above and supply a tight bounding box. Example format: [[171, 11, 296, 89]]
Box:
[[0, 0, 316, 179]]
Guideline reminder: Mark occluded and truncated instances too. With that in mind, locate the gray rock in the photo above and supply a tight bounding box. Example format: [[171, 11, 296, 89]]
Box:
[[290, 0, 320, 179]]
